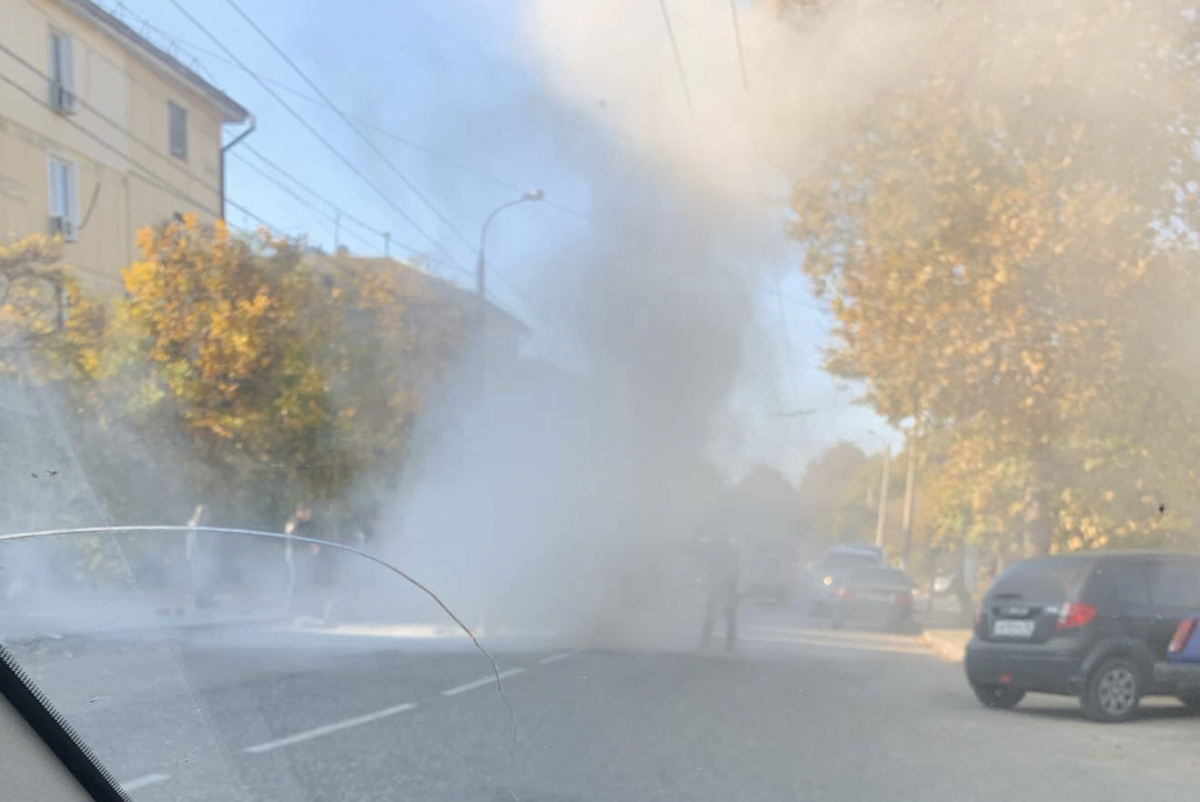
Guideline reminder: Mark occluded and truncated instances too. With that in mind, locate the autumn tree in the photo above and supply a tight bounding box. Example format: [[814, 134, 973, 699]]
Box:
[[309, 253, 472, 505], [789, 1, 1200, 555], [0, 233, 104, 381], [797, 441, 872, 549], [119, 216, 335, 508]]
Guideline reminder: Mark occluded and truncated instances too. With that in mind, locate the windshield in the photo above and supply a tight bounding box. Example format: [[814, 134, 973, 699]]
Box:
[[987, 559, 1094, 604], [1, 0, 1199, 800], [850, 568, 914, 587]]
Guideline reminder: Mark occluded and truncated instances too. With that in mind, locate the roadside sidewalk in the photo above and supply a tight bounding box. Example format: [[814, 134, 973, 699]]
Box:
[[915, 598, 973, 663], [920, 626, 972, 663], [0, 589, 284, 643]]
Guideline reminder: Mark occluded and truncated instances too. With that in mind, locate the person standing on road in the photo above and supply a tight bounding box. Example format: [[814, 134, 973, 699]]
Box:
[[283, 503, 315, 617], [700, 535, 742, 651], [185, 503, 216, 610]]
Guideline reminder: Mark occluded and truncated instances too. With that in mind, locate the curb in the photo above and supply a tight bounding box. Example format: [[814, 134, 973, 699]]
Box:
[[921, 629, 969, 663]]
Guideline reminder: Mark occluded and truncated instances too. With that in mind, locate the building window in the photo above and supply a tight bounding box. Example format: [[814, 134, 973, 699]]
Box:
[[169, 101, 188, 160], [47, 156, 79, 241], [48, 28, 76, 114]]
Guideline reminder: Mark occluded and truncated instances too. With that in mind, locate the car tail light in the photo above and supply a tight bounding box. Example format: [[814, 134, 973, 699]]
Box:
[[895, 590, 913, 606], [1169, 619, 1196, 654], [1056, 601, 1096, 629], [837, 587, 856, 599]]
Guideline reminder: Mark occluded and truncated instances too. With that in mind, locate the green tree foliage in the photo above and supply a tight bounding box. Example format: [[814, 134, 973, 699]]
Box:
[[797, 442, 872, 549], [789, 1, 1200, 555]]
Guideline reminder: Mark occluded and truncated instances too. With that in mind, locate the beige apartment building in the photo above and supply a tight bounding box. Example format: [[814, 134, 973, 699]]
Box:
[[0, 0, 249, 289]]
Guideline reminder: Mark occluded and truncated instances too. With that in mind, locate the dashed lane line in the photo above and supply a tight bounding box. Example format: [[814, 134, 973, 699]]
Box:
[[538, 650, 581, 665], [441, 667, 525, 697], [243, 702, 419, 754]]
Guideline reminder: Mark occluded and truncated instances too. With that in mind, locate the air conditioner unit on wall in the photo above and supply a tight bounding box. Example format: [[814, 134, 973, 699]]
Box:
[[50, 216, 77, 241], [50, 82, 77, 115]]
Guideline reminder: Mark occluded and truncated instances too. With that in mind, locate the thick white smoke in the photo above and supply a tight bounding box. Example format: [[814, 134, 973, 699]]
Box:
[[372, 0, 946, 648]]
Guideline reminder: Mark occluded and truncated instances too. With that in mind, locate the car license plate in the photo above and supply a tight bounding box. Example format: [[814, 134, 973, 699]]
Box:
[[992, 619, 1036, 638]]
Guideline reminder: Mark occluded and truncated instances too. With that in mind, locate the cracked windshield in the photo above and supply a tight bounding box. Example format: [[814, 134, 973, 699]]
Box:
[[2, 1, 1200, 801]]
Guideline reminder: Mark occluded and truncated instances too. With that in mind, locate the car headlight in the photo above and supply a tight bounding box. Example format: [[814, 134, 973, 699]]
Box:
[[822, 575, 834, 586]]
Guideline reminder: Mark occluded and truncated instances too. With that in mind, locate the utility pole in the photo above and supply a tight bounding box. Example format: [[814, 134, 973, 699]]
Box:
[[900, 448, 916, 569], [334, 210, 341, 251], [874, 444, 891, 548], [383, 232, 391, 257]]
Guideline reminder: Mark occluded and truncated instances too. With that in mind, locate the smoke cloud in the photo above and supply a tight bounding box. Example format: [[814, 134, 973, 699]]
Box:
[[374, 0, 948, 648]]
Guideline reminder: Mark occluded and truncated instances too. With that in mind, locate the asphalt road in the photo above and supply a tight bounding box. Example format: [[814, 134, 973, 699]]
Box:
[[6, 607, 1199, 802]]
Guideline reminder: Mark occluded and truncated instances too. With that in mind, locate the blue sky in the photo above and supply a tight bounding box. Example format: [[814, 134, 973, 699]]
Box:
[[103, 0, 892, 479]]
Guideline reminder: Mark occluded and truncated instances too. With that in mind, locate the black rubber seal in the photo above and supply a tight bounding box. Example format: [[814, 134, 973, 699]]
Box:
[[0, 643, 129, 802]]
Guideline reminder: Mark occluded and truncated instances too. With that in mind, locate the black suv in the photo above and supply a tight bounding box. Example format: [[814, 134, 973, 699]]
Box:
[[965, 551, 1200, 722]]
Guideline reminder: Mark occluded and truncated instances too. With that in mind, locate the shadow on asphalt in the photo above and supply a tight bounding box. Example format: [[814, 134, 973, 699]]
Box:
[[819, 620, 925, 637], [1008, 701, 1200, 724]]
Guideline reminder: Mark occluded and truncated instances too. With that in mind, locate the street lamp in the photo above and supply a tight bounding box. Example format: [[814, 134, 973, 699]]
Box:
[[475, 189, 544, 303], [474, 190, 543, 394]]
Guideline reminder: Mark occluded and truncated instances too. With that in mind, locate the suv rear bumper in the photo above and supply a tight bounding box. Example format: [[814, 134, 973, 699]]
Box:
[[1153, 661, 1200, 692], [965, 638, 1085, 696]]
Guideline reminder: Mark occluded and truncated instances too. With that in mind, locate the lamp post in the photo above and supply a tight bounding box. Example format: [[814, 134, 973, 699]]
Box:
[[474, 190, 543, 394], [476, 190, 543, 306]]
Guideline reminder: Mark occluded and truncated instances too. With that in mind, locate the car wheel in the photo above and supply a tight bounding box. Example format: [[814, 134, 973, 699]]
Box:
[[1178, 692, 1200, 708], [972, 684, 1025, 709], [1082, 657, 1141, 722]]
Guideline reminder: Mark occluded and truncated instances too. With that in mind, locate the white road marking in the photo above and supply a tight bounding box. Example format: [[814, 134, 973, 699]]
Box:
[[538, 649, 580, 665], [122, 773, 171, 792], [243, 703, 418, 754], [442, 667, 525, 697]]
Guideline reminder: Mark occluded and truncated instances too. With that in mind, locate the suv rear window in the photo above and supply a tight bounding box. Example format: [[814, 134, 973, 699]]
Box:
[[1147, 561, 1200, 609], [1112, 565, 1152, 606], [988, 558, 1093, 603]]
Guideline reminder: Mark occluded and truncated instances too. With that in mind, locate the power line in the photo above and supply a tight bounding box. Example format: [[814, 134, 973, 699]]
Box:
[[0, 40, 220, 198], [0, 47, 526, 316], [727, 0, 750, 91], [0, 67, 279, 236], [113, 3, 590, 225], [236, 144, 426, 255], [0, 39, 284, 239], [354, 121, 590, 224], [168, 0, 459, 268], [215, 0, 543, 321], [235, 148, 341, 220], [759, 284, 824, 313], [222, 0, 484, 259], [229, 150, 379, 253], [656, 0, 694, 108], [133, 2, 540, 323]]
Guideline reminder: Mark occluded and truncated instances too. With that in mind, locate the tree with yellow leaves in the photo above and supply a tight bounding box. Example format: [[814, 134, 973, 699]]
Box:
[[0, 233, 104, 381], [789, 0, 1200, 555], [120, 215, 335, 505], [317, 253, 471, 500]]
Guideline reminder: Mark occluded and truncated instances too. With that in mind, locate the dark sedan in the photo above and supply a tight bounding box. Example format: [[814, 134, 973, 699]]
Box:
[[830, 566, 915, 631]]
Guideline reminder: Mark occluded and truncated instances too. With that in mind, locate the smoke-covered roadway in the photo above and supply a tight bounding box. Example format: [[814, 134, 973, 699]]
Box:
[[9, 604, 1196, 802]]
